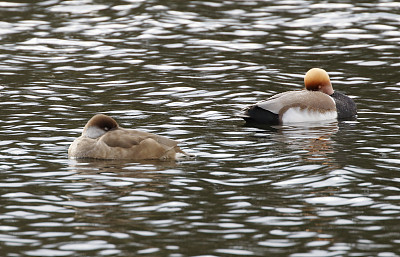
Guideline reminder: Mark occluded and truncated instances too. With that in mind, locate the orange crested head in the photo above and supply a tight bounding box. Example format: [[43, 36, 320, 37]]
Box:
[[304, 68, 334, 95]]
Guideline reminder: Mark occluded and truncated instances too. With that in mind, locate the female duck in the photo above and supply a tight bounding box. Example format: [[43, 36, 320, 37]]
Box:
[[68, 114, 189, 160], [242, 68, 357, 125]]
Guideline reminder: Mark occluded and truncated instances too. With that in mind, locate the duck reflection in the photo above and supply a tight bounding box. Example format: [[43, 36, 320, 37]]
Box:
[[280, 122, 338, 164], [67, 158, 184, 186], [67, 158, 182, 202], [68, 158, 181, 172], [246, 121, 339, 166], [65, 159, 186, 232]]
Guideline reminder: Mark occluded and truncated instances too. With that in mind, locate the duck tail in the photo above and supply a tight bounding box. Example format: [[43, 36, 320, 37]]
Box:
[[175, 147, 195, 159]]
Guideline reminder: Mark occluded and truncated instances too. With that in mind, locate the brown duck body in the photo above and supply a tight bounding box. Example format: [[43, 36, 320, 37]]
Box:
[[68, 114, 187, 160]]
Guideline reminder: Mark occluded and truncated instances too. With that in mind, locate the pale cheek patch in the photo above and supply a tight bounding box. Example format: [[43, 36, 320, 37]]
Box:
[[85, 126, 106, 139], [281, 107, 337, 124]]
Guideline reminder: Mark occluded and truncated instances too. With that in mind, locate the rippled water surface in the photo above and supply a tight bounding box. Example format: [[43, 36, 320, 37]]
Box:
[[1, 0, 400, 256]]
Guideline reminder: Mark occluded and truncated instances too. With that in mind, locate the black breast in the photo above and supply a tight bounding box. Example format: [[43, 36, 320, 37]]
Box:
[[330, 91, 357, 120]]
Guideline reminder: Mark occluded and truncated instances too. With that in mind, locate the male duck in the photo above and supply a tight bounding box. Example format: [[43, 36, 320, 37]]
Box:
[[68, 114, 189, 160], [242, 68, 357, 125]]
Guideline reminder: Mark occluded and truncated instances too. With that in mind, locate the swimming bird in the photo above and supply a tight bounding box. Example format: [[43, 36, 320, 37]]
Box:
[[68, 114, 189, 160], [241, 68, 357, 125]]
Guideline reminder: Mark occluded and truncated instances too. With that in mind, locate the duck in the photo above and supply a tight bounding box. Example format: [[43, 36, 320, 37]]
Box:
[[68, 114, 189, 160], [241, 68, 357, 125]]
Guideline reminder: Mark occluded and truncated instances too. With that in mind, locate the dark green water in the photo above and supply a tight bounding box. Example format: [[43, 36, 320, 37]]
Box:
[[0, 0, 399, 256]]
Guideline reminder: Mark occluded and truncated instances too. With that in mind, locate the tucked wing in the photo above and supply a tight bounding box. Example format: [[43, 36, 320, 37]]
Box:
[[101, 128, 178, 149], [256, 90, 336, 114]]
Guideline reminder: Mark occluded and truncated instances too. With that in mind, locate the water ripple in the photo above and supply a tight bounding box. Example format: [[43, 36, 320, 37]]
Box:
[[0, 0, 399, 256]]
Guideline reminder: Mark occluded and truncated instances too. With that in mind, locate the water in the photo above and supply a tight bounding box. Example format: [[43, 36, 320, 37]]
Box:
[[0, 0, 399, 256]]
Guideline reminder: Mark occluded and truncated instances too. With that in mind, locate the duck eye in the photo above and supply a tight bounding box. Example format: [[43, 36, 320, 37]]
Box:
[[104, 127, 109, 131]]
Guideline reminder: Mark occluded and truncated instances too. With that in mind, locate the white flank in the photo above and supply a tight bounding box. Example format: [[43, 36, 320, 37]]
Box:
[[281, 107, 337, 124]]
